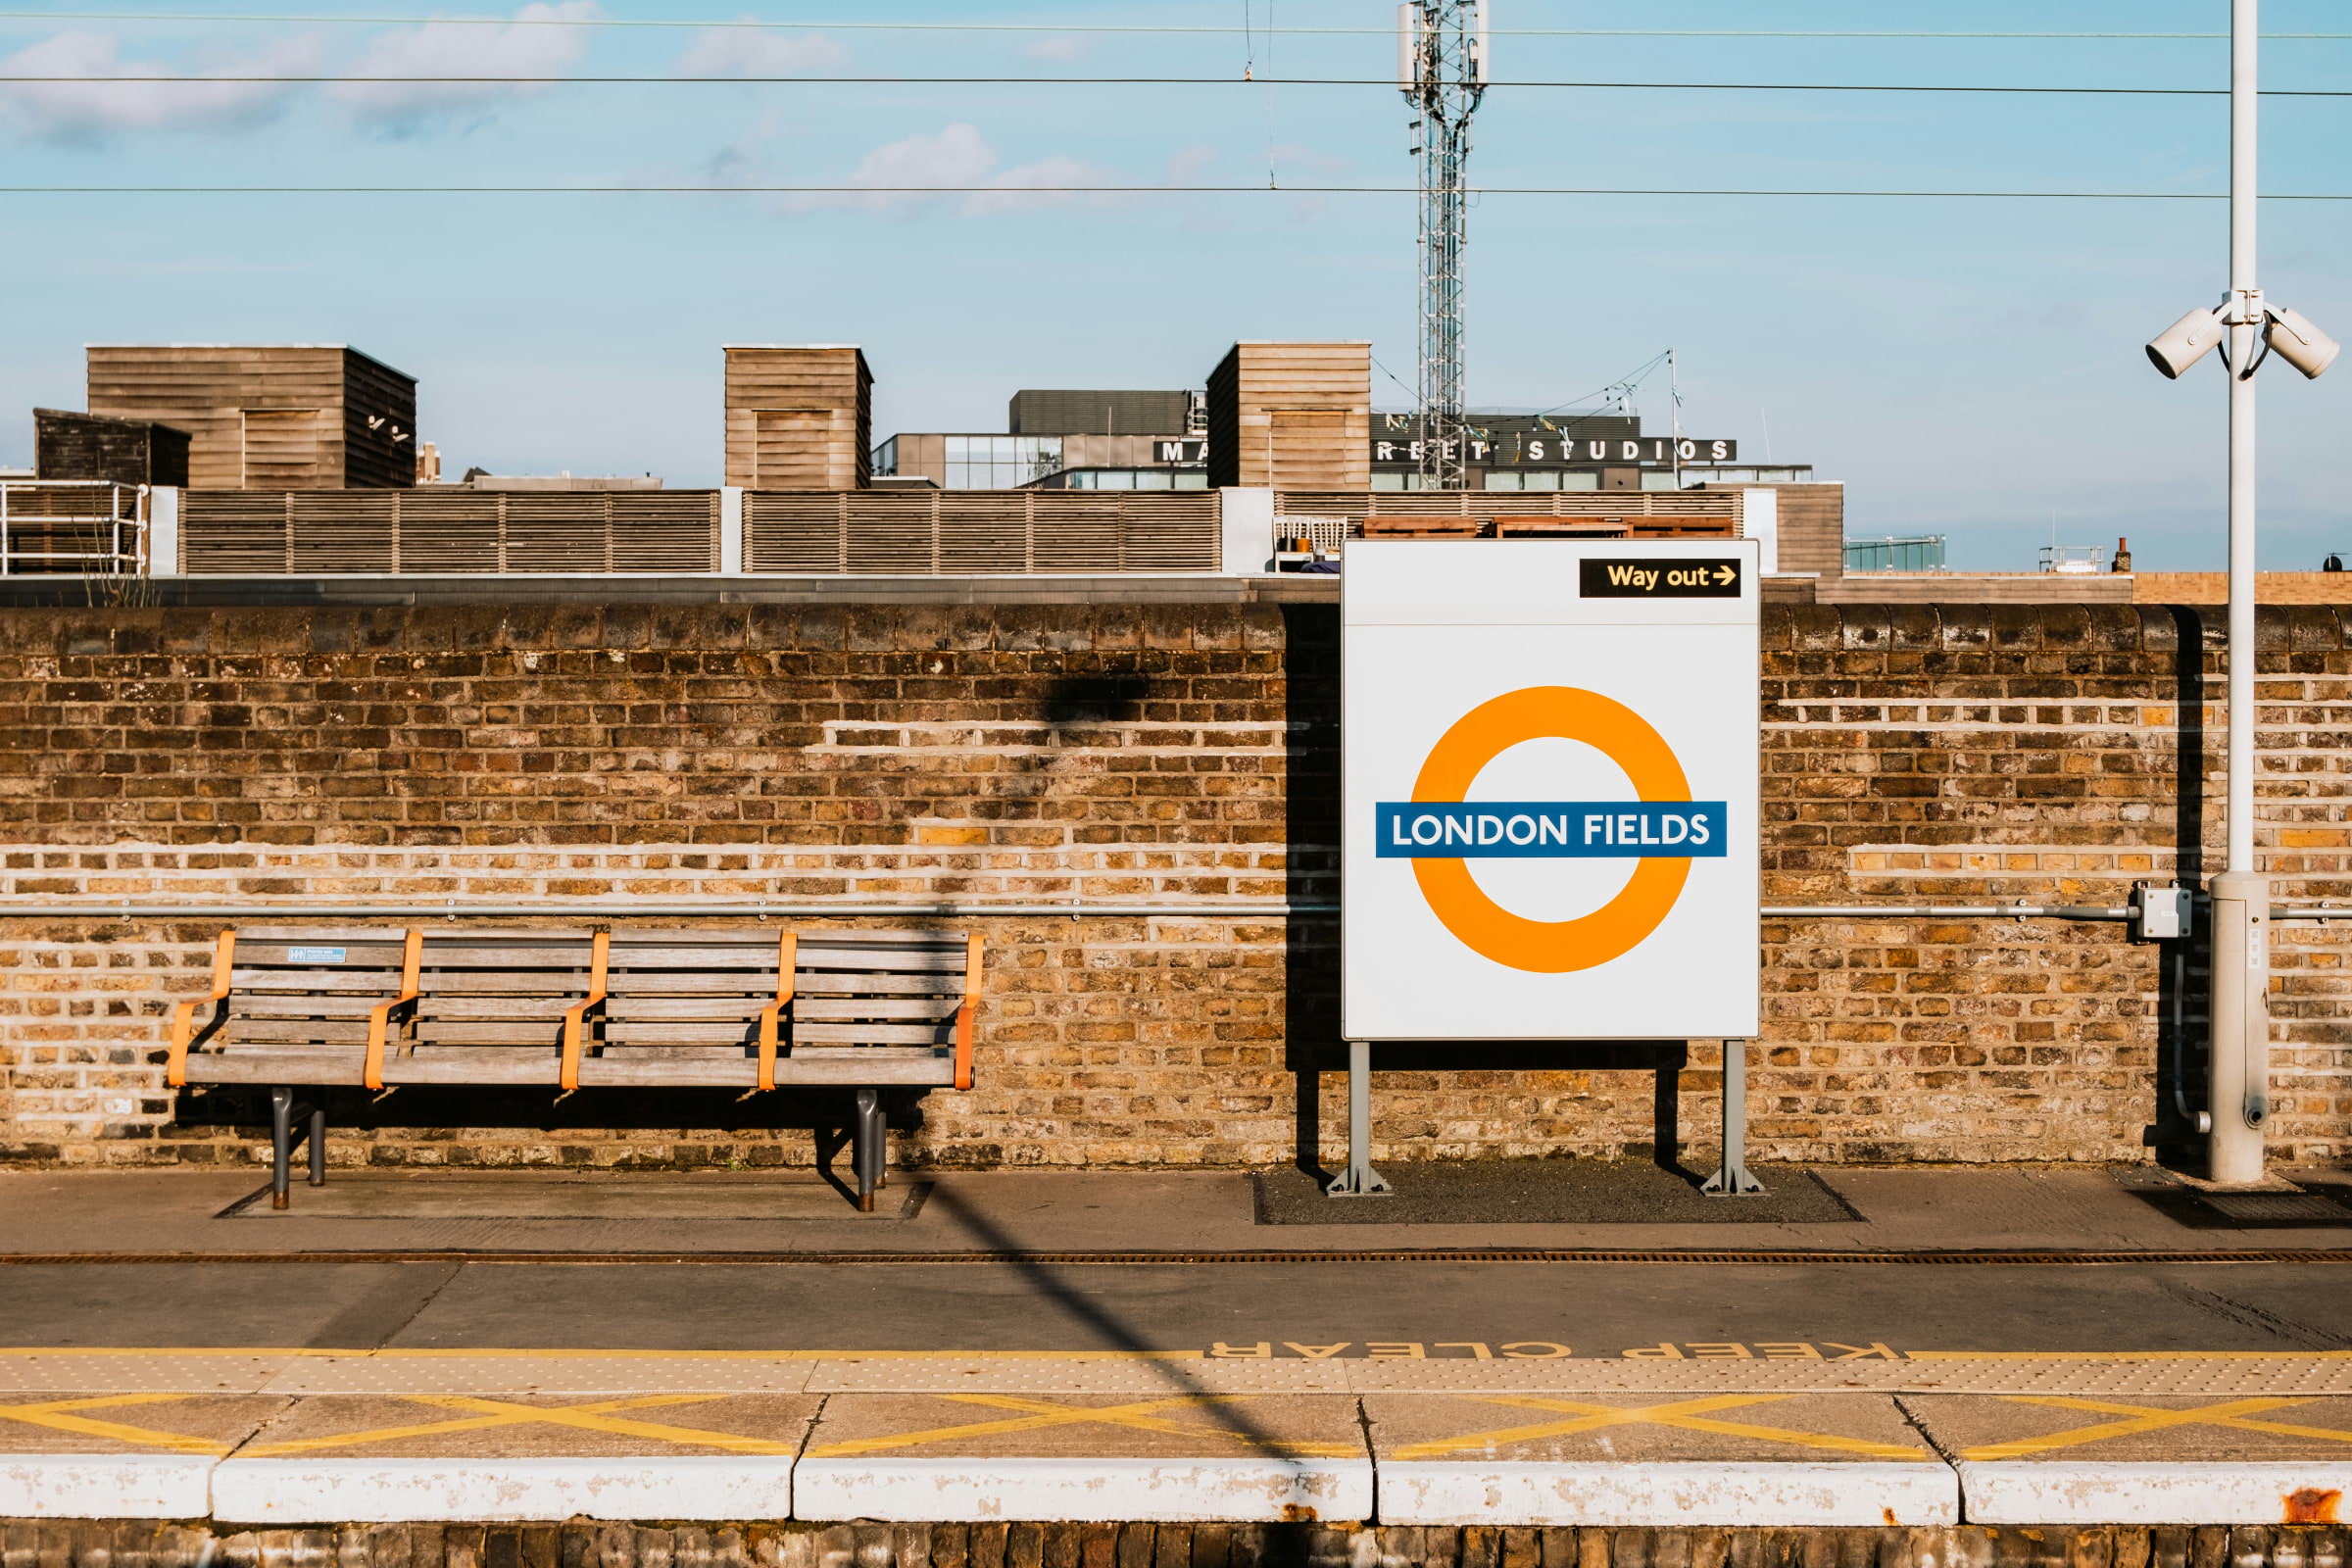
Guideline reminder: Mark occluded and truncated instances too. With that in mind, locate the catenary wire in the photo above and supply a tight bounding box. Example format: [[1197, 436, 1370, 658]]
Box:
[[0, 14, 2347, 37], [2, 74, 2345, 97], [0, 184, 2344, 199]]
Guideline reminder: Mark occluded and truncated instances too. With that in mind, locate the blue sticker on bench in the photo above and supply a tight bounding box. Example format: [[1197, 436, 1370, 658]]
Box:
[[287, 947, 348, 963]]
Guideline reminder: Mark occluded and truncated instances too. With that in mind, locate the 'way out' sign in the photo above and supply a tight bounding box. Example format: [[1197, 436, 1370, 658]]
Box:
[[1342, 538, 1760, 1041]]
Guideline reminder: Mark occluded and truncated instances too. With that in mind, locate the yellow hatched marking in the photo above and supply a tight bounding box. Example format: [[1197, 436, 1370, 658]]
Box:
[[0, 1394, 233, 1455], [1391, 1394, 1932, 1461], [241, 1394, 802, 1457], [1958, 1396, 2352, 1460], [806, 1393, 1358, 1459]]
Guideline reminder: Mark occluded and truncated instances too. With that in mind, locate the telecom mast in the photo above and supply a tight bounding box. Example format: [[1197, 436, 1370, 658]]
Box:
[[1398, 1, 1487, 490]]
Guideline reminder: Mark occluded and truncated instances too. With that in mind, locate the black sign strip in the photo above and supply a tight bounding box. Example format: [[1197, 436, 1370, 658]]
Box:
[[1579, 558, 1743, 599]]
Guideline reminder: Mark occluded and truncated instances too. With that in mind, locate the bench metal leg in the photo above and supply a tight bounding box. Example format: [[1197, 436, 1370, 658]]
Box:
[[270, 1088, 326, 1209], [854, 1089, 883, 1214], [270, 1087, 295, 1211]]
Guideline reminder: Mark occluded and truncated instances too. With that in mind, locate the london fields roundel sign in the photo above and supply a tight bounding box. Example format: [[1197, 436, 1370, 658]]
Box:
[[1390, 685, 1711, 974]]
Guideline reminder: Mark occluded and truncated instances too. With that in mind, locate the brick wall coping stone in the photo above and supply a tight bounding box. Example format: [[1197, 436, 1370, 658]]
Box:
[[0, 575, 1344, 610]]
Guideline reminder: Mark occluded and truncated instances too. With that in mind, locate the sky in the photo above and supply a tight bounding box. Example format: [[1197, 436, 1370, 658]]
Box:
[[0, 1, 2346, 570]]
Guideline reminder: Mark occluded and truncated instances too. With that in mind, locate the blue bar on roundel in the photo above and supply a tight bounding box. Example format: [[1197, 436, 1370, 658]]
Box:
[[1374, 801, 1729, 858]]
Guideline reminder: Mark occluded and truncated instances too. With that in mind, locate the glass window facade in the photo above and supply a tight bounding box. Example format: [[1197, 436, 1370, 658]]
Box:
[[1481, 470, 1602, 491], [1051, 468, 1209, 491], [871, 437, 899, 477], [943, 435, 1063, 489]]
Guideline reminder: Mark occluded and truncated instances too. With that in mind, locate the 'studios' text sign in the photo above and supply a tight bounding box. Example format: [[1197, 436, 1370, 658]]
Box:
[[1342, 539, 1761, 1041]]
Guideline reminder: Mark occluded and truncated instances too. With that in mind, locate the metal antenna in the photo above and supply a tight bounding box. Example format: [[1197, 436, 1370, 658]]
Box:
[[1398, 0, 1486, 491]]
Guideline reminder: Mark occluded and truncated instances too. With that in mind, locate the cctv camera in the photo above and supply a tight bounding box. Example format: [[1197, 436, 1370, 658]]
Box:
[[2147, 305, 2229, 379], [2267, 306, 2339, 380]]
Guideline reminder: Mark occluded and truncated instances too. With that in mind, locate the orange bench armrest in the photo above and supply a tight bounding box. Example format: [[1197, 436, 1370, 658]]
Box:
[[954, 933, 984, 1092], [363, 929, 425, 1092], [166, 930, 238, 1088], [559, 931, 612, 1092], [754, 932, 797, 1094]]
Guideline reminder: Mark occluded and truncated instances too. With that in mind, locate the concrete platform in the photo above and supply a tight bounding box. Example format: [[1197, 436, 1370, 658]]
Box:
[[4, 1359, 2352, 1525], [795, 1393, 1370, 1522], [4, 1165, 2349, 1260], [1907, 1393, 2352, 1524], [1363, 1392, 1954, 1525]]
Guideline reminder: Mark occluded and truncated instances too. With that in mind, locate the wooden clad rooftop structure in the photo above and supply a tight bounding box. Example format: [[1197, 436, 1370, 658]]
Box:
[[1206, 341, 1371, 491], [85, 345, 416, 491], [723, 345, 872, 491]]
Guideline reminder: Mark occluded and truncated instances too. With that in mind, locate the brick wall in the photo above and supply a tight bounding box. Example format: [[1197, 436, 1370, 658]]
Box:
[[2, 597, 2347, 1172]]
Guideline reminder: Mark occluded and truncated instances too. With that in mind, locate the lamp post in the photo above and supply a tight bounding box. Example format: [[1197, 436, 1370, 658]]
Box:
[[2144, 0, 2337, 1184]]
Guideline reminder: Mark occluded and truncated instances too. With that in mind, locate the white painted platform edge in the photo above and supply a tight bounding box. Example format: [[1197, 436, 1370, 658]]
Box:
[[0, 1455, 217, 1519], [1957, 1463, 2352, 1525], [1375, 1462, 1961, 1527], [791, 1456, 1376, 1523], [210, 1456, 795, 1524]]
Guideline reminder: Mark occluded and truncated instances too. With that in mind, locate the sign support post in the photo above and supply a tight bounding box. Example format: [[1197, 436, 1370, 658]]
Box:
[[1701, 1040, 1764, 1195], [1326, 1040, 1394, 1197]]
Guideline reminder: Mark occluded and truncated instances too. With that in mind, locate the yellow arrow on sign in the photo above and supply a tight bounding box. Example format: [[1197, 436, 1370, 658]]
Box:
[[1714, 565, 1736, 585]]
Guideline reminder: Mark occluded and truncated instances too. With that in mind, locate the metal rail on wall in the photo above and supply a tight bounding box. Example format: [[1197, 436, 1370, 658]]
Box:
[[5, 900, 2350, 921]]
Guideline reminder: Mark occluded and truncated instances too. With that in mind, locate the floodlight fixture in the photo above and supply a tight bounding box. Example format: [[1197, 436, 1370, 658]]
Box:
[[2267, 304, 2340, 380]]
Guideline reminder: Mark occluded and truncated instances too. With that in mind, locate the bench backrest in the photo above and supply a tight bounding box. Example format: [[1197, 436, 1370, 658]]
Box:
[[406, 929, 599, 1087], [168, 927, 420, 1085], [793, 930, 983, 1090], [174, 924, 981, 1094]]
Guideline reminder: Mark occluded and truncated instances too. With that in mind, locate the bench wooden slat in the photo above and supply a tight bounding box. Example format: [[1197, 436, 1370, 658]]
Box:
[[791, 997, 961, 1021], [792, 948, 970, 974], [592, 1045, 751, 1059], [387, 1054, 562, 1085], [228, 1018, 373, 1044], [789, 1022, 952, 1046], [419, 998, 580, 1020], [418, 945, 597, 968], [600, 1023, 757, 1045], [603, 997, 770, 1020], [229, 970, 411, 995], [404, 972, 589, 996], [772, 1054, 956, 1087], [598, 946, 800, 970], [180, 1050, 365, 1085], [236, 995, 386, 1019], [570, 1055, 956, 1088], [414, 1022, 565, 1046], [232, 947, 412, 967], [791, 971, 962, 997]]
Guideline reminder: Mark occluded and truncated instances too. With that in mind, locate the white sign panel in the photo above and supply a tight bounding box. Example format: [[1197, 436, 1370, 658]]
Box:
[[1342, 538, 1760, 1041]]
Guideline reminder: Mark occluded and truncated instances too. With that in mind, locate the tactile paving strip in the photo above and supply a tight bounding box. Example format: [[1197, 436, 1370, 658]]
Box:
[[3, 1350, 2351, 1398]]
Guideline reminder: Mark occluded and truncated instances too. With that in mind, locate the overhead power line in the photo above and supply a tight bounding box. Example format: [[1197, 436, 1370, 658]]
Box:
[[1, 184, 2345, 200], [1, 74, 2346, 98], [1, 13, 2349, 38]]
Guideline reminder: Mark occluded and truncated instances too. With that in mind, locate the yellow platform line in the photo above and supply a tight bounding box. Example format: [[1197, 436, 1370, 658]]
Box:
[[241, 1395, 803, 1458], [1958, 1396, 2352, 1461], [1391, 1395, 1933, 1462], [805, 1394, 1358, 1460], [0, 1394, 232, 1455]]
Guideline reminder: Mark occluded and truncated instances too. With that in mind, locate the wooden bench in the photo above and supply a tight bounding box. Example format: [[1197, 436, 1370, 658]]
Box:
[[168, 925, 983, 1211]]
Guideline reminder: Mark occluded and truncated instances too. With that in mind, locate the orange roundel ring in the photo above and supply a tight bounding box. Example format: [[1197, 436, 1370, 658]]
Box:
[[1409, 685, 1694, 974]]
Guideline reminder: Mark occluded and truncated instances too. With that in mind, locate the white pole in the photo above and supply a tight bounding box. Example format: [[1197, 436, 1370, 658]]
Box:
[[2209, 0, 2270, 1184]]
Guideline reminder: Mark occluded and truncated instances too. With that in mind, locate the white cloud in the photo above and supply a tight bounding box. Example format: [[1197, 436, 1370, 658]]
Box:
[[767, 122, 1119, 217], [675, 23, 847, 77], [961, 154, 1119, 216], [0, 30, 318, 144], [1020, 37, 1085, 63], [332, 0, 600, 136]]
